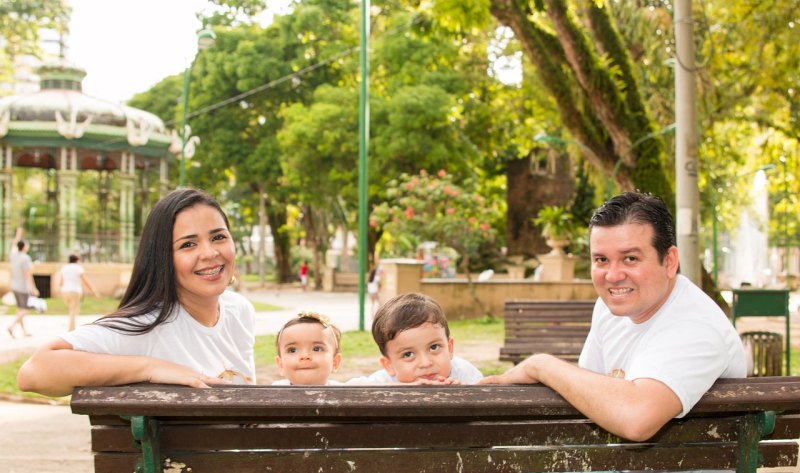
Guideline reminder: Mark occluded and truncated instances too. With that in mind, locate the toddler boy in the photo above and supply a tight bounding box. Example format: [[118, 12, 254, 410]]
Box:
[[348, 293, 482, 384]]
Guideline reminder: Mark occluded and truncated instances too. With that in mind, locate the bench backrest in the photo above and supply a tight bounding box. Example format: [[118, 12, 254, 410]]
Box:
[[501, 299, 596, 363], [71, 377, 800, 473]]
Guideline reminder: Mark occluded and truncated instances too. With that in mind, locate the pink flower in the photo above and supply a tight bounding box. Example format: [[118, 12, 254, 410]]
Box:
[[480, 223, 489, 230], [369, 219, 378, 227], [438, 169, 447, 177], [405, 207, 415, 218], [446, 208, 455, 214], [419, 169, 427, 176], [468, 217, 477, 223], [444, 186, 452, 195]]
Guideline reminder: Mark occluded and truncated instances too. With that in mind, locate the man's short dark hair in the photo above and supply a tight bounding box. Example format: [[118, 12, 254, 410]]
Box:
[[589, 192, 675, 262], [68, 254, 79, 263], [16, 240, 25, 251], [372, 292, 449, 356]]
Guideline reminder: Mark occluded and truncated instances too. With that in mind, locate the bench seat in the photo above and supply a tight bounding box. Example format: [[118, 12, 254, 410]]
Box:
[[500, 299, 596, 364]]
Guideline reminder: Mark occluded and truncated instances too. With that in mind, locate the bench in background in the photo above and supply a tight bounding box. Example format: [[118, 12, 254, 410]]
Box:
[[71, 377, 800, 473], [500, 299, 596, 364]]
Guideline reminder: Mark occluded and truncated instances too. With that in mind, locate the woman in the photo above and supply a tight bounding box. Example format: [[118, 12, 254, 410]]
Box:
[[55, 254, 101, 331], [17, 188, 255, 397]]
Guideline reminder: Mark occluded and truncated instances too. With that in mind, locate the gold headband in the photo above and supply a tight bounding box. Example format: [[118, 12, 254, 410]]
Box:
[[297, 311, 332, 328]]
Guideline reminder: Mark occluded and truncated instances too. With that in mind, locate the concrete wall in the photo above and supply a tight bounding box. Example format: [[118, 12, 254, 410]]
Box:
[[377, 259, 596, 319], [0, 262, 132, 298], [421, 279, 596, 319]]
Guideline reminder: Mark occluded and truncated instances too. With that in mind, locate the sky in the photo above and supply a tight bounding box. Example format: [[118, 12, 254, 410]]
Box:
[[65, 0, 289, 103]]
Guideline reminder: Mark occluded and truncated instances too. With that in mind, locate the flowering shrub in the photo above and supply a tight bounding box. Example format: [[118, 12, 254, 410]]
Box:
[[371, 170, 499, 272]]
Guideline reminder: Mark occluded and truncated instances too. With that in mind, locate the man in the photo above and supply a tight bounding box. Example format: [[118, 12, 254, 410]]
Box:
[[7, 227, 39, 338], [481, 192, 746, 441]]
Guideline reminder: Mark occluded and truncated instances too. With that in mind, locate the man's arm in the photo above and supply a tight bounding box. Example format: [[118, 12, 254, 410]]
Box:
[[17, 338, 228, 397], [480, 354, 681, 441]]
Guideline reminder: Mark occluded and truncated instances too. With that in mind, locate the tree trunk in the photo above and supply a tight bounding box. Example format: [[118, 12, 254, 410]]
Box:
[[506, 148, 575, 258], [266, 203, 292, 283]]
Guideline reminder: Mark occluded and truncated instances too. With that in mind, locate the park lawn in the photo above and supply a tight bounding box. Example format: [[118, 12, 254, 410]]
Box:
[[3, 295, 280, 316]]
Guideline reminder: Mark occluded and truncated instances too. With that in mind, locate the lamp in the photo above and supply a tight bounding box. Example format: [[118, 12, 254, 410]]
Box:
[[178, 28, 216, 188]]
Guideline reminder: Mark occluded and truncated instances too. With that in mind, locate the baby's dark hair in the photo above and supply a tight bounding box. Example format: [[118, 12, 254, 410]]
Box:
[[275, 311, 342, 355], [371, 292, 450, 356]]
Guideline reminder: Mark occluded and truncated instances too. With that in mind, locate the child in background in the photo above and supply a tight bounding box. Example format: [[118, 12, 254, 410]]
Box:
[[273, 312, 342, 385], [348, 292, 483, 385]]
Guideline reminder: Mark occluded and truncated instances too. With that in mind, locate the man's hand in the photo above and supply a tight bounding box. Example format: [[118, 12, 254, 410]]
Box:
[[479, 354, 547, 385]]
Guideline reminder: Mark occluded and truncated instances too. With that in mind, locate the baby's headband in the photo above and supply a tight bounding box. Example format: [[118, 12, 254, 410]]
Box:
[[297, 311, 332, 328]]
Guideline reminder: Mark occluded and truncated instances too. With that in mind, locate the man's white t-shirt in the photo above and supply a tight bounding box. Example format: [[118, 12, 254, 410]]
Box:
[[61, 290, 256, 384], [346, 356, 483, 384], [579, 274, 747, 417]]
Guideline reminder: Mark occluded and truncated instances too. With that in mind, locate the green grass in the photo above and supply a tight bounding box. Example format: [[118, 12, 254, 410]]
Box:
[[253, 328, 382, 366], [0, 355, 70, 404], [4, 295, 280, 315]]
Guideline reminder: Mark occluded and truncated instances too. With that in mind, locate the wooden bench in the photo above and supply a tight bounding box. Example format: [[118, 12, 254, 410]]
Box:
[[71, 377, 800, 473], [500, 299, 596, 364]]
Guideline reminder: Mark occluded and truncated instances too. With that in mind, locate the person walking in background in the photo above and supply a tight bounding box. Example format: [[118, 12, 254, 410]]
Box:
[[367, 267, 381, 315], [299, 261, 309, 291], [7, 227, 39, 338], [56, 254, 101, 331]]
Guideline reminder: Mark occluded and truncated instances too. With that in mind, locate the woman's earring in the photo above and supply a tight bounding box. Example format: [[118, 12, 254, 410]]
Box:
[[228, 275, 237, 287]]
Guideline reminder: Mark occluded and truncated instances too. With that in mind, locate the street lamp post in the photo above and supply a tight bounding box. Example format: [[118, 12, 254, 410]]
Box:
[[178, 28, 216, 188], [779, 155, 789, 278]]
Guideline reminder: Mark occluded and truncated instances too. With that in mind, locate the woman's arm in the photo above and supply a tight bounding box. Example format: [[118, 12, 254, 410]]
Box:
[[79, 273, 101, 298], [17, 338, 227, 397]]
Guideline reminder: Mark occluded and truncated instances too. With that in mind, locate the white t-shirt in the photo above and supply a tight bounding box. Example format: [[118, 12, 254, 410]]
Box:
[[59, 263, 85, 294], [272, 379, 343, 386], [346, 356, 483, 385], [579, 274, 747, 417], [61, 290, 256, 384]]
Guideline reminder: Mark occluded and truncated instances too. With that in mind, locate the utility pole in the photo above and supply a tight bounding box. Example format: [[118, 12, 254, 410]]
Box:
[[674, 0, 701, 284]]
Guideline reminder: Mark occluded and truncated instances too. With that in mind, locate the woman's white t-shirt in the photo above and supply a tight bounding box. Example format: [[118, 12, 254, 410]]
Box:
[[60, 290, 256, 384]]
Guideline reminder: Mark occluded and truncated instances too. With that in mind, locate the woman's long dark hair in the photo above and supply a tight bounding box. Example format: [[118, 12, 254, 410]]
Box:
[[96, 188, 229, 334]]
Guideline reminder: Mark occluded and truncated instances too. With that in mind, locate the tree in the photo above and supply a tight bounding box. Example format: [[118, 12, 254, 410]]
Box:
[[372, 169, 500, 315], [0, 0, 70, 92]]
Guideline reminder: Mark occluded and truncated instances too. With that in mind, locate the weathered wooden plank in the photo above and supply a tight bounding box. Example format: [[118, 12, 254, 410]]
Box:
[[121, 416, 753, 451], [71, 378, 800, 418], [114, 445, 751, 473], [88, 442, 797, 473], [771, 414, 800, 438], [94, 453, 138, 473]]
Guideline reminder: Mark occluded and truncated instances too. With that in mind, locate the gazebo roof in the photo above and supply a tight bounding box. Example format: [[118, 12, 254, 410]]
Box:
[[0, 60, 172, 159]]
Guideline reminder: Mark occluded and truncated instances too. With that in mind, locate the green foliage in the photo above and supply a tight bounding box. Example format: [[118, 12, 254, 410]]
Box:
[[126, 74, 184, 123], [371, 170, 500, 269], [0, 0, 70, 91], [533, 205, 576, 241]]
